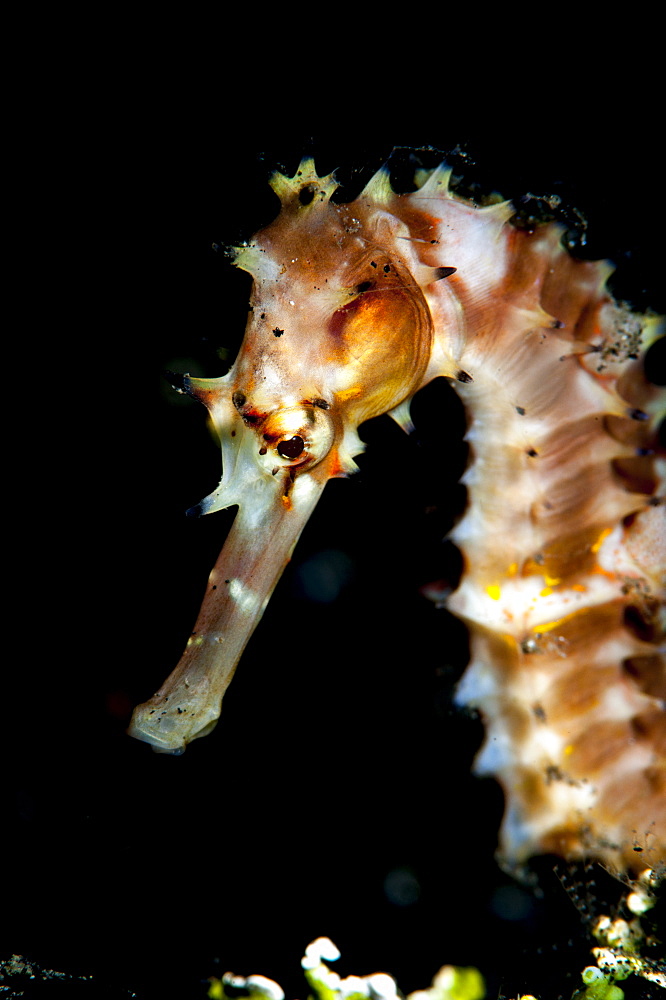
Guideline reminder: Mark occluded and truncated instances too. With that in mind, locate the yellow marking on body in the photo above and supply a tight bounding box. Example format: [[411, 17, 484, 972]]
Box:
[[534, 615, 567, 633], [572, 583, 587, 592], [593, 564, 616, 580], [591, 527, 613, 553], [336, 386, 363, 401], [486, 584, 501, 600], [540, 587, 552, 597], [564, 745, 574, 756]]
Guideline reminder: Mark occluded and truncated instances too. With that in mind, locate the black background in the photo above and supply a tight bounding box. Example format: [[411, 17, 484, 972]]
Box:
[[6, 50, 665, 1000]]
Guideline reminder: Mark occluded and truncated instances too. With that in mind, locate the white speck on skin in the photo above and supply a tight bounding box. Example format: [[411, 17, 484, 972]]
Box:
[[228, 578, 260, 613]]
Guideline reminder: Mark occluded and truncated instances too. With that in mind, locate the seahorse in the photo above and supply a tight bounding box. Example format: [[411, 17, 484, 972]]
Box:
[[129, 157, 665, 880]]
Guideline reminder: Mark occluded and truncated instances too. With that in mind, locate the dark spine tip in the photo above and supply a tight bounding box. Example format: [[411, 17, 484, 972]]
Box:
[[165, 370, 188, 393], [185, 501, 205, 518], [434, 266, 457, 280], [456, 369, 473, 383]]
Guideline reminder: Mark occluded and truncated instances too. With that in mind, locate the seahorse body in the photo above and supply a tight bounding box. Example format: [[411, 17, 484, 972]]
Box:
[[130, 159, 665, 879]]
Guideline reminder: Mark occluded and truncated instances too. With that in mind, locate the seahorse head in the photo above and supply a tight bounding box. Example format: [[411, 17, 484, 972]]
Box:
[[209, 158, 436, 489], [129, 159, 450, 751]]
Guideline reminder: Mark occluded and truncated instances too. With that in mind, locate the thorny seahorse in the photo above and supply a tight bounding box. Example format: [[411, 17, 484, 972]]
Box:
[[129, 158, 665, 881]]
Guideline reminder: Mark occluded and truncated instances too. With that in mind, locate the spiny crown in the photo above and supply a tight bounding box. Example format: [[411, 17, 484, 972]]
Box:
[[268, 157, 339, 210]]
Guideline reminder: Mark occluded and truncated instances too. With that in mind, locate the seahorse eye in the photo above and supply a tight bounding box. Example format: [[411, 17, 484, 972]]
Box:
[[277, 435, 305, 459], [257, 405, 335, 473]]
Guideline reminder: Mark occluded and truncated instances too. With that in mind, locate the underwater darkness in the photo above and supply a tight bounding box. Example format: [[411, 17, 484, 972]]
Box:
[[8, 116, 665, 1000]]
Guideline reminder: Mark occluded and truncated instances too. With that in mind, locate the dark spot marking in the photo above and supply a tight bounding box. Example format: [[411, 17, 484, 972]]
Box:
[[370, 261, 377, 268], [434, 266, 457, 280], [633, 846, 644, 852], [298, 184, 316, 206], [516, 406, 526, 415], [383, 264, 391, 273], [260, 312, 266, 319], [232, 391, 247, 410], [273, 327, 284, 337], [456, 369, 473, 383], [259, 447, 267, 455], [277, 435, 305, 459], [527, 448, 538, 457]]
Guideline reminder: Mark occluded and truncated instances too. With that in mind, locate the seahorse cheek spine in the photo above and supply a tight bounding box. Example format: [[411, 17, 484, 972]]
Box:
[[129, 159, 665, 880]]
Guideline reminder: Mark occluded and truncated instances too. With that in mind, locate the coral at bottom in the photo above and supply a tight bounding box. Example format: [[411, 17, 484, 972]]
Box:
[[208, 910, 666, 1000]]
